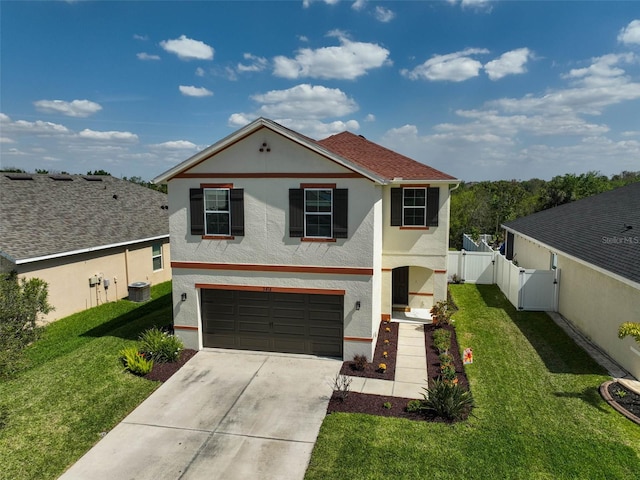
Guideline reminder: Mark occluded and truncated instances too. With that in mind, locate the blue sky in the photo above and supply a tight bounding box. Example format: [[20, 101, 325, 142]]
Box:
[[1, 1, 639, 182]]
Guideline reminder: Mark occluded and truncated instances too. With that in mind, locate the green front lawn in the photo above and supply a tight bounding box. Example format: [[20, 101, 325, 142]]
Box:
[[306, 284, 640, 480], [0, 281, 173, 480]]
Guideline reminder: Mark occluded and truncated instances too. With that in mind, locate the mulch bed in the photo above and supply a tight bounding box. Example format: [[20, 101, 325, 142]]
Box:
[[328, 320, 472, 422], [143, 349, 197, 382], [339, 320, 399, 379], [601, 381, 640, 426]]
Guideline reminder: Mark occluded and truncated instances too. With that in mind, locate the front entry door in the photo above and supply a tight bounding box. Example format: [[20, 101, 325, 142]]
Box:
[[392, 266, 409, 305]]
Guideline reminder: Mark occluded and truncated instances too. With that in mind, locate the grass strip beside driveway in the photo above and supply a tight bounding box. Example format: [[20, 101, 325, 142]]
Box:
[[306, 284, 640, 480], [0, 282, 173, 480]]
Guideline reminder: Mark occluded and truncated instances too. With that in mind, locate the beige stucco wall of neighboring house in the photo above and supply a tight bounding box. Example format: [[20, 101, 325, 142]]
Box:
[[557, 255, 640, 380], [380, 184, 451, 314], [512, 235, 554, 270], [14, 240, 171, 323], [511, 232, 640, 379]]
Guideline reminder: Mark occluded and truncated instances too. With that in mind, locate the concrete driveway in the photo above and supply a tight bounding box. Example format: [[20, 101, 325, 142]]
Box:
[[59, 350, 342, 480]]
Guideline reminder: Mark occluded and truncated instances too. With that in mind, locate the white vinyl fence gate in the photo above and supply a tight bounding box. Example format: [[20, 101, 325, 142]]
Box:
[[448, 250, 560, 312]]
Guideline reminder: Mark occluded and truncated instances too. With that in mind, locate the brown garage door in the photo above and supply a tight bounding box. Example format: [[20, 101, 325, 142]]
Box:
[[201, 289, 343, 357]]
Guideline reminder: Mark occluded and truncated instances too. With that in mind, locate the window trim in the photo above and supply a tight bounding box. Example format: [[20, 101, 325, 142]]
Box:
[[204, 187, 231, 237], [402, 187, 427, 227], [304, 187, 333, 239], [152, 242, 163, 271]]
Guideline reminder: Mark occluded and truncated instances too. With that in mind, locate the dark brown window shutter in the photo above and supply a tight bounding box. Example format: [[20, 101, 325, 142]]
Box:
[[426, 187, 439, 227], [230, 188, 244, 236], [190, 188, 204, 235], [391, 188, 402, 226], [289, 189, 304, 237], [333, 189, 348, 238]]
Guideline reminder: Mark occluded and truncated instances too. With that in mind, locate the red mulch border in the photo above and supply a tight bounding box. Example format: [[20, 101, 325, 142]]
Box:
[[143, 349, 198, 382], [339, 320, 399, 380]]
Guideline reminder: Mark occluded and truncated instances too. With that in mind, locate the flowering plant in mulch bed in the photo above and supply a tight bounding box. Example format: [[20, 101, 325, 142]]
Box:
[[339, 320, 399, 380], [424, 323, 470, 392]]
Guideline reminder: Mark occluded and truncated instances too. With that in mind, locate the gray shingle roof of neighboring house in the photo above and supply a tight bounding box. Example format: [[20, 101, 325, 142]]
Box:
[[503, 182, 640, 285], [0, 174, 169, 264]]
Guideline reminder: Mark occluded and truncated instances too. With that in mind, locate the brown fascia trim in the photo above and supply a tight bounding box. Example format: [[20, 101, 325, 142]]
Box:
[[172, 261, 374, 276]]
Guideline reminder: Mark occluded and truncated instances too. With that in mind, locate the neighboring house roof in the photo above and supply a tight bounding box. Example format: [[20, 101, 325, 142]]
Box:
[[503, 182, 640, 285], [0, 174, 169, 264], [153, 117, 458, 185]]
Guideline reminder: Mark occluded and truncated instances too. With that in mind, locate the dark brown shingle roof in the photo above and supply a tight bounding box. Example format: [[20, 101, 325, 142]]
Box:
[[503, 182, 640, 285], [0, 174, 169, 263], [317, 131, 457, 182]]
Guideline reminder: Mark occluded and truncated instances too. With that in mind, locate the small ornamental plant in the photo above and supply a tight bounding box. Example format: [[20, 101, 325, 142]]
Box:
[[383, 402, 392, 409], [385, 326, 391, 333], [384, 339, 390, 345], [383, 351, 388, 358], [378, 363, 387, 373]]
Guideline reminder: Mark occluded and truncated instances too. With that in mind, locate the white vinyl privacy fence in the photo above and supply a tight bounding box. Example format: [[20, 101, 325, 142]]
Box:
[[448, 250, 560, 312]]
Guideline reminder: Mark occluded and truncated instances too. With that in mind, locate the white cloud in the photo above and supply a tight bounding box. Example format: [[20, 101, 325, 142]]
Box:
[[237, 53, 268, 73], [133, 34, 148, 41], [448, 0, 493, 12], [250, 84, 358, 119], [195, 67, 205, 77], [137, 52, 160, 61], [364, 113, 376, 122], [1, 114, 70, 135], [618, 19, 640, 45], [401, 48, 489, 82], [352, 0, 366, 11], [374, 6, 395, 23], [273, 32, 391, 80], [160, 35, 214, 60], [78, 129, 138, 142], [484, 48, 531, 80], [34, 99, 102, 117], [149, 140, 198, 150], [302, 0, 339, 7], [179, 85, 213, 97], [228, 113, 254, 128], [0, 136, 14, 143]]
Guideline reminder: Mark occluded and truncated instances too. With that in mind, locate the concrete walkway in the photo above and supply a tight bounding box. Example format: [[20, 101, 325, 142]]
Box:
[[59, 351, 341, 480], [348, 322, 429, 399]]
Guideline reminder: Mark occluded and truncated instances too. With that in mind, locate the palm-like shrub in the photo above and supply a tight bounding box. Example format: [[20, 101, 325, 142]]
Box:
[[139, 327, 184, 363], [119, 346, 154, 376], [420, 379, 474, 420]]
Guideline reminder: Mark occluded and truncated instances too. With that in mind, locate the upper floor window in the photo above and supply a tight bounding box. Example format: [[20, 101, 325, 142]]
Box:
[[391, 186, 439, 228], [305, 189, 333, 238], [204, 188, 230, 236], [402, 188, 426, 226], [189, 186, 244, 238], [289, 186, 348, 240]]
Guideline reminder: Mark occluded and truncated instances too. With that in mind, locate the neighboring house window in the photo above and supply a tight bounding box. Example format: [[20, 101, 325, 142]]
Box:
[[391, 186, 439, 227], [189, 187, 244, 237], [289, 186, 348, 239], [152, 242, 163, 271]]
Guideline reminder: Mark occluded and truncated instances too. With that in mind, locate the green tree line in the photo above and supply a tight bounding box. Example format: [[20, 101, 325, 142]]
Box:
[[449, 170, 640, 250]]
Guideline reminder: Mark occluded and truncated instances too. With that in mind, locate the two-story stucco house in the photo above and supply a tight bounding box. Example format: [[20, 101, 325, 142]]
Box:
[[153, 118, 458, 361]]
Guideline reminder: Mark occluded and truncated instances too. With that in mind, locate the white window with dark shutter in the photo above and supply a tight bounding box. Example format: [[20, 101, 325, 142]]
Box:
[[204, 188, 232, 236], [391, 186, 439, 228], [290, 185, 348, 240], [305, 189, 333, 238], [190, 186, 244, 238]]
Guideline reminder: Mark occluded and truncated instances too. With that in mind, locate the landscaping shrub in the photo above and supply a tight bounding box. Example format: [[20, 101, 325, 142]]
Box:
[[352, 354, 367, 371], [331, 373, 352, 401], [438, 352, 453, 365], [419, 379, 474, 421], [139, 327, 183, 363], [119, 346, 154, 376], [432, 328, 451, 353]]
